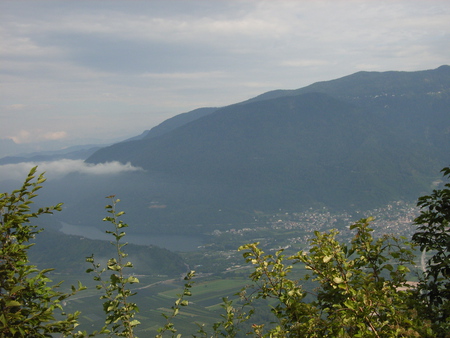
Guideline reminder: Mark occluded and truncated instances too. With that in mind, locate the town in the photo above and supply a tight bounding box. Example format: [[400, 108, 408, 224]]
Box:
[[186, 200, 420, 274]]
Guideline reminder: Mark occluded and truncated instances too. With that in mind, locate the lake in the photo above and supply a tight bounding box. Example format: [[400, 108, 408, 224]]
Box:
[[59, 222, 204, 252]]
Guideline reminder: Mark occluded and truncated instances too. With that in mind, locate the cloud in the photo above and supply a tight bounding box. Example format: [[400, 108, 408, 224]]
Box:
[[43, 131, 67, 141], [139, 71, 228, 81], [10, 130, 32, 144], [5, 104, 26, 111], [280, 59, 331, 68], [9, 130, 68, 144], [0, 159, 144, 181]]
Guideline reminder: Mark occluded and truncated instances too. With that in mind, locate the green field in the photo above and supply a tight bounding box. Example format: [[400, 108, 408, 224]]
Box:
[[55, 273, 251, 335], [46, 201, 424, 336]]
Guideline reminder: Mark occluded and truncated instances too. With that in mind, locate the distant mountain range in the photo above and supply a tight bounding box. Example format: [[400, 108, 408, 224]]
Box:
[[81, 66, 450, 231], [0, 143, 104, 165]]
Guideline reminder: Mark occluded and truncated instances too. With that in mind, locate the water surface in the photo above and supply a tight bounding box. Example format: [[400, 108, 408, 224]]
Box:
[[59, 222, 203, 252]]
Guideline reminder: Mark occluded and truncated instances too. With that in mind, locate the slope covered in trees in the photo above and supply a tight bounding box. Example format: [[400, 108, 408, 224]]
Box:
[[84, 66, 450, 230], [28, 229, 186, 275]]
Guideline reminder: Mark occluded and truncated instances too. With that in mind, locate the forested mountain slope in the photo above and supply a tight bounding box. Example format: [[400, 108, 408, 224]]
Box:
[[84, 66, 450, 230]]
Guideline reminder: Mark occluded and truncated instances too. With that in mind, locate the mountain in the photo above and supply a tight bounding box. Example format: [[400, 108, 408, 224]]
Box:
[[118, 107, 218, 144], [244, 65, 450, 104], [143, 107, 219, 140], [28, 228, 187, 275], [0, 144, 103, 165], [0, 138, 35, 158], [83, 66, 450, 232]]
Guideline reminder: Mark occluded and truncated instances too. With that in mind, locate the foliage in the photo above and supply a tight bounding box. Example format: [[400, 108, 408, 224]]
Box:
[[85, 196, 140, 337], [0, 167, 84, 337], [237, 218, 433, 337], [4, 166, 450, 337], [156, 270, 195, 338], [412, 166, 450, 336]]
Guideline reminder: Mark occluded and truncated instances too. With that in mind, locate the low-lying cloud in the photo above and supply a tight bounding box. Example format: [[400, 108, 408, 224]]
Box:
[[0, 159, 144, 181]]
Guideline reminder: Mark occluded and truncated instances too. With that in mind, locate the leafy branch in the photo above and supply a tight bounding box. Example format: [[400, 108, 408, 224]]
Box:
[[0, 167, 85, 337], [86, 196, 140, 338]]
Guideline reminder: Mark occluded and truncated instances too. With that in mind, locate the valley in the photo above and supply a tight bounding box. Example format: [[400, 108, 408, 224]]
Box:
[[45, 198, 423, 335], [2, 65, 449, 336]]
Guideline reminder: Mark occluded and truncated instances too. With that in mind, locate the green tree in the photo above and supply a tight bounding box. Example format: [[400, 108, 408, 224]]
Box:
[[412, 166, 450, 336], [0, 167, 84, 337], [3, 167, 448, 337], [238, 218, 433, 337]]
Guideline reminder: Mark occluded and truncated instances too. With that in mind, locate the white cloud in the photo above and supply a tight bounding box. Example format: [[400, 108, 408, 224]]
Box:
[[0, 33, 63, 59], [140, 71, 227, 80], [0, 160, 144, 181], [9, 130, 68, 144], [281, 59, 331, 68], [5, 104, 26, 111], [43, 131, 67, 141], [10, 130, 32, 144]]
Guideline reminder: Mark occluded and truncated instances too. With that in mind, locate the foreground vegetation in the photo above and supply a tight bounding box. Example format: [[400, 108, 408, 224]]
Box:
[[1, 167, 449, 337]]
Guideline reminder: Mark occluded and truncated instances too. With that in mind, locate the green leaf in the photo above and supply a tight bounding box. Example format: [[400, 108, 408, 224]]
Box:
[[323, 255, 332, 263], [333, 276, 343, 284], [10, 285, 25, 294], [6, 300, 22, 307], [127, 276, 139, 284]]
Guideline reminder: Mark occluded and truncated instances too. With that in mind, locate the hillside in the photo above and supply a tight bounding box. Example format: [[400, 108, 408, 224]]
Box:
[[245, 65, 450, 104], [83, 66, 450, 231], [120, 107, 218, 143], [28, 228, 187, 275]]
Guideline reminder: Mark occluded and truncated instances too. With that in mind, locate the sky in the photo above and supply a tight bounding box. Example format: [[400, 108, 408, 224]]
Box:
[[1, 0, 449, 149]]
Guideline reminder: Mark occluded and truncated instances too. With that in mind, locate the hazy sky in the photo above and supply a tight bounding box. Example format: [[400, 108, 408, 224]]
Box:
[[1, 0, 449, 146]]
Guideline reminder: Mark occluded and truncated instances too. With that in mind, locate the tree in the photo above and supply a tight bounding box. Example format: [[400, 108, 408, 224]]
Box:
[[412, 166, 450, 335], [2, 167, 447, 337], [238, 218, 433, 337], [0, 167, 84, 337]]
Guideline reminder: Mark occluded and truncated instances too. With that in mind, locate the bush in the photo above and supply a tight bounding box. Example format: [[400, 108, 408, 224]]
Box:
[[0, 167, 83, 337]]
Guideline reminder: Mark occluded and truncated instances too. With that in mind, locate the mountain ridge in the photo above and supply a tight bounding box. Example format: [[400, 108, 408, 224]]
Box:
[[83, 65, 450, 230], [244, 65, 450, 104]]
